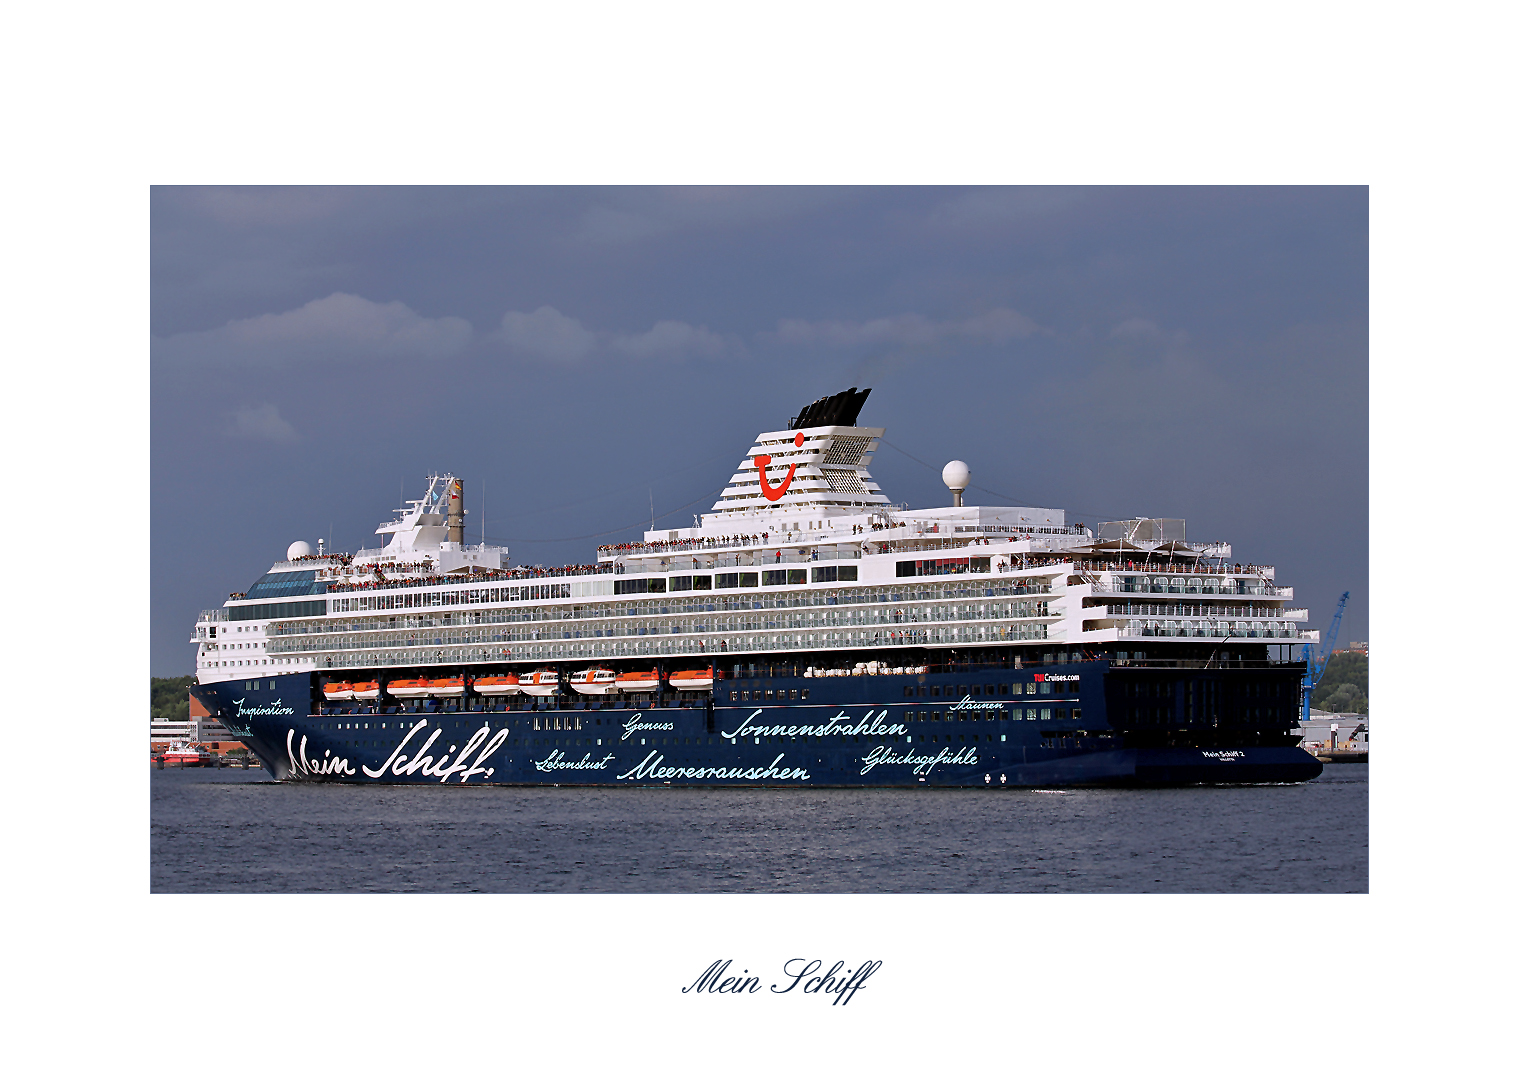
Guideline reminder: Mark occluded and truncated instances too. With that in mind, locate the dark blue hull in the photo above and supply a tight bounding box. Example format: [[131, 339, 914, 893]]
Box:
[[191, 663, 1322, 787]]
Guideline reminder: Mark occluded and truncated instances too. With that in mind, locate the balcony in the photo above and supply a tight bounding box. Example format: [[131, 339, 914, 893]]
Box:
[[1088, 579, 1290, 597], [1107, 623, 1304, 640], [1090, 603, 1305, 620]]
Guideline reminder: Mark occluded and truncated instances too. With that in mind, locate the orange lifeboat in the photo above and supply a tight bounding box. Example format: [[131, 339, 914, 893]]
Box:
[[520, 670, 559, 697], [322, 681, 355, 701], [615, 669, 661, 691], [386, 678, 432, 699], [668, 667, 715, 690], [569, 668, 617, 695], [351, 681, 380, 701], [430, 677, 466, 698], [473, 674, 521, 697]]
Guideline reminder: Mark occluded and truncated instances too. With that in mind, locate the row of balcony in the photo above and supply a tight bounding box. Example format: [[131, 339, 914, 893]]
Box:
[[1092, 604, 1306, 620]]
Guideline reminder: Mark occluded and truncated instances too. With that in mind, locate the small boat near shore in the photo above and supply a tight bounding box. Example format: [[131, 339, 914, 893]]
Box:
[[162, 740, 213, 766]]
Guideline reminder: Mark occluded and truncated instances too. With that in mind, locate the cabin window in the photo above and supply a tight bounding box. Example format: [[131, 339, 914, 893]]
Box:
[[790, 689, 798, 700], [930, 685, 940, 697], [800, 689, 808, 700], [716, 574, 739, 589], [739, 573, 758, 588]]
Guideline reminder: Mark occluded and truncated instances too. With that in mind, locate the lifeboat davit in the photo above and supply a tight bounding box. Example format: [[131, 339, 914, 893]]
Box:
[[385, 678, 432, 699], [430, 677, 466, 698], [668, 667, 715, 690], [520, 670, 559, 697], [569, 668, 617, 695], [615, 670, 661, 692], [323, 681, 355, 701], [473, 674, 521, 697], [351, 681, 380, 701]]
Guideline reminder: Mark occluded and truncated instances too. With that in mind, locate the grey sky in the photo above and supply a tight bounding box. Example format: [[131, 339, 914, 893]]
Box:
[[151, 186, 1367, 674]]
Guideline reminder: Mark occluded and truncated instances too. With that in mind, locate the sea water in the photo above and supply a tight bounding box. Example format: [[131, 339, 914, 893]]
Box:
[[150, 765, 1367, 893]]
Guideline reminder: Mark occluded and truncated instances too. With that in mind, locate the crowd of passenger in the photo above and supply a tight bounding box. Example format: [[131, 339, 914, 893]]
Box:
[[600, 534, 777, 555], [322, 562, 611, 593]]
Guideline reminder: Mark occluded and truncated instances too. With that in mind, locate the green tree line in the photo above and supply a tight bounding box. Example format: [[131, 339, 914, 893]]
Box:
[[151, 675, 193, 724], [1310, 652, 1368, 715]]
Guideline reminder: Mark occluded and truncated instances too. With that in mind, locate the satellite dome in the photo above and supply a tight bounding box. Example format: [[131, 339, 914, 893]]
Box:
[[287, 540, 313, 560], [941, 460, 970, 490]]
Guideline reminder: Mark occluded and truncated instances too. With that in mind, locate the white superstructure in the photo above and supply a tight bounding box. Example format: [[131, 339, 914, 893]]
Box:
[[193, 393, 1312, 682]]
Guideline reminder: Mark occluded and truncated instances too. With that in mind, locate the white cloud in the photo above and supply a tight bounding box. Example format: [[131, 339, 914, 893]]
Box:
[[1109, 317, 1189, 349], [230, 403, 297, 442], [157, 293, 473, 366], [775, 307, 1043, 348], [497, 308, 733, 362], [500, 306, 597, 362], [959, 308, 1041, 341], [612, 320, 729, 360]]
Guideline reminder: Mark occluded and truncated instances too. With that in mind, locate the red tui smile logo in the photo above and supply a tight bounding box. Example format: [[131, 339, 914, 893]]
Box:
[[754, 431, 805, 502]]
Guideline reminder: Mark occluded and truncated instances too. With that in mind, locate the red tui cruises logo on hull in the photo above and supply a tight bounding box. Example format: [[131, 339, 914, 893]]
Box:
[[754, 432, 805, 502]]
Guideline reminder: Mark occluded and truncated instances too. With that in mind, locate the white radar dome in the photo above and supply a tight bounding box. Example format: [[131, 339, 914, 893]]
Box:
[[942, 460, 970, 490], [287, 540, 313, 560]]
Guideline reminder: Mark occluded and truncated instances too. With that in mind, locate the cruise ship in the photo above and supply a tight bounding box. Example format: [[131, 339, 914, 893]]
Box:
[[189, 387, 1323, 786]]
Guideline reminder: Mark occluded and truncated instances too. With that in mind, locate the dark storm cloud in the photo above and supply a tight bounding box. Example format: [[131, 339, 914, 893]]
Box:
[[151, 186, 1367, 673]]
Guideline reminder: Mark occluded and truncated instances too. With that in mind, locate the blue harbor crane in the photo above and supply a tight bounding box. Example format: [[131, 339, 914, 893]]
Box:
[[1301, 591, 1350, 726]]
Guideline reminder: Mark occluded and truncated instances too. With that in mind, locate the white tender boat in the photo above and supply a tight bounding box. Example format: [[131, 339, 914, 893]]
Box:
[[570, 668, 618, 695], [520, 670, 559, 697]]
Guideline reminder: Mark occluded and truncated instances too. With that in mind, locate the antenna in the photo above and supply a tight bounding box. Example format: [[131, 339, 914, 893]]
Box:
[[650, 488, 655, 532]]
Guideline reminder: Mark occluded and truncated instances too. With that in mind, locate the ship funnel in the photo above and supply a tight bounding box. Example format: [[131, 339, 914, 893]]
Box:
[[446, 477, 465, 544]]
